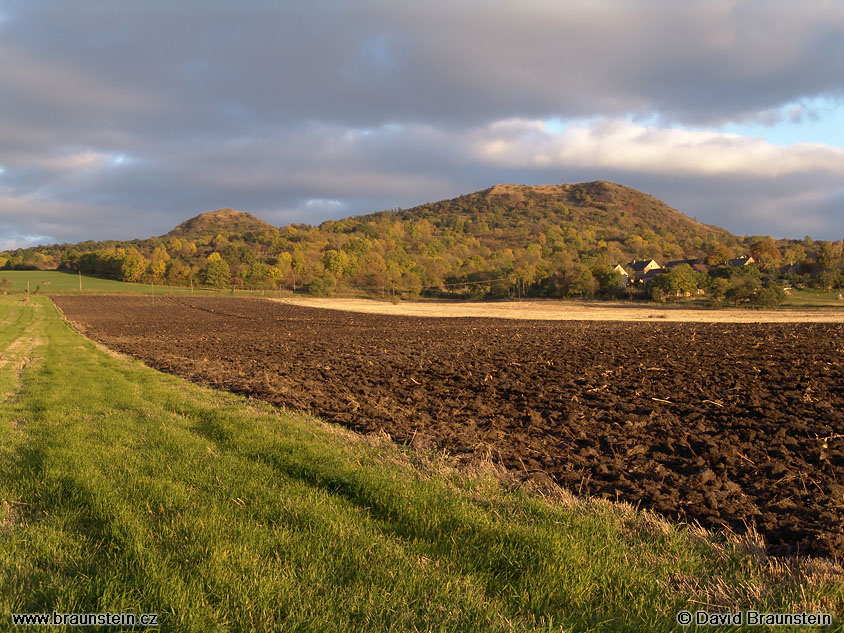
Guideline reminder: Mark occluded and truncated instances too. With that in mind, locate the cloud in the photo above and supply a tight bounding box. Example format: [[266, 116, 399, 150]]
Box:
[[1, 0, 844, 245], [469, 118, 844, 178], [4, 0, 843, 133], [2, 117, 843, 242]]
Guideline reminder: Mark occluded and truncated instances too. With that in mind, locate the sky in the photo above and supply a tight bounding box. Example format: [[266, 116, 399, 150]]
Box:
[[1, 0, 843, 249]]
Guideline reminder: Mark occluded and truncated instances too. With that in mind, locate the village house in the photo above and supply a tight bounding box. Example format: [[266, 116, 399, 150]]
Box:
[[626, 259, 661, 282], [638, 267, 664, 287], [612, 264, 629, 286], [727, 255, 755, 267], [664, 259, 709, 274]]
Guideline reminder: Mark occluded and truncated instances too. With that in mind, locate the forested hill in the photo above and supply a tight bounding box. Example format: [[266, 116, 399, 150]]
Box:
[[374, 180, 737, 259], [2, 181, 838, 298]]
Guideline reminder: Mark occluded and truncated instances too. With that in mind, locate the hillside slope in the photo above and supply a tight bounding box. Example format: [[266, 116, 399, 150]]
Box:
[[377, 180, 737, 259]]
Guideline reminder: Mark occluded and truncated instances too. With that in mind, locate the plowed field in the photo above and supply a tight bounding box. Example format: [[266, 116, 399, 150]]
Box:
[[53, 295, 844, 558]]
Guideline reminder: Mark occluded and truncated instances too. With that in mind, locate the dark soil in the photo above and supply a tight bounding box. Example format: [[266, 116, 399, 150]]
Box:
[[53, 295, 844, 558]]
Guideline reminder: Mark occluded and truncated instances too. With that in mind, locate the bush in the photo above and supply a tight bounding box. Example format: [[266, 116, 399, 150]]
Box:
[[308, 272, 337, 296], [752, 284, 786, 307], [725, 276, 761, 305]]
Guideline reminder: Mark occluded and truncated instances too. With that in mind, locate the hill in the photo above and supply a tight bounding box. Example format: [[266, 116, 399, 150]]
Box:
[[384, 180, 735, 256], [5, 180, 834, 299], [166, 208, 274, 238]]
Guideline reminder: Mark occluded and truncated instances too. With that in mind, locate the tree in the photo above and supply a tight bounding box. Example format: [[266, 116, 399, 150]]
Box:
[[819, 242, 843, 270], [201, 252, 231, 288], [705, 243, 734, 266], [554, 263, 597, 298], [400, 270, 423, 298], [353, 251, 387, 290], [245, 262, 274, 289], [750, 237, 781, 270], [650, 264, 700, 300], [725, 276, 761, 305], [267, 266, 284, 287], [592, 265, 625, 299], [752, 284, 786, 307], [118, 249, 148, 282], [322, 249, 351, 276], [706, 276, 730, 302], [148, 245, 169, 280], [308, 272, 337, 296], [165, 259, 190, 286]]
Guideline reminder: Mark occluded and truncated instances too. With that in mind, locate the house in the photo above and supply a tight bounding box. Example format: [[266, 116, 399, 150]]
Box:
[[664, 259, 709, 274], [727, 255, 755, 267], [638, 267, 664, 287], [626, 259, 661, 281], [612, 264, 630, 286]]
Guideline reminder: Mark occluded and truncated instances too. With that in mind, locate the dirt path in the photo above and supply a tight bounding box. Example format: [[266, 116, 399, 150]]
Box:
[[0, 301, 47, 408], [276, 297, 844, 323]]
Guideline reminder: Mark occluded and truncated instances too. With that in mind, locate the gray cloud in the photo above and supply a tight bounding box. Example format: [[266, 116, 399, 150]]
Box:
[[1, 0, 844, 246]]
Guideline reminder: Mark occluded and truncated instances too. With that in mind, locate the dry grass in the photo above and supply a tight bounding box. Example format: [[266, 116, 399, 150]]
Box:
[[488, 184, 570, 196], [275, 297, 844, 323]]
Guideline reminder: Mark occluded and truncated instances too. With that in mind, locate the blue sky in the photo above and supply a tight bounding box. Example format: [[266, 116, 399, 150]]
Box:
[[723, 97, 844, 148], [1, 0, 843, 248]]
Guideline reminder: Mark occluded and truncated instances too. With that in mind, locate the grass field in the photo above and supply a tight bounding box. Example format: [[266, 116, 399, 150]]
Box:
[[0, 296, 842, 631], [0, 270, 282, 297], [780, 288, 844, 308], [0, 270, 190, 295]]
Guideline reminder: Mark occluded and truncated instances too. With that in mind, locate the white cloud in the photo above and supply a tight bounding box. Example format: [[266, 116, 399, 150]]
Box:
[[305, 198, 343, 209], [0, 232, 51, 250], [468, 118, 844, 178], [2, 148, 134, 176]]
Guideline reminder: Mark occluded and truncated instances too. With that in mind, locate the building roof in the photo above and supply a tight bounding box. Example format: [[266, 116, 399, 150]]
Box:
[[727, 255, 755, 267], [627, 259, 660, 273], [664, 258, 701, 269]]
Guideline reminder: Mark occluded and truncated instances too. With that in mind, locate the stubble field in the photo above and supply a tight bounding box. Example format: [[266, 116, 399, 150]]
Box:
[[53, 295, 844, 560]]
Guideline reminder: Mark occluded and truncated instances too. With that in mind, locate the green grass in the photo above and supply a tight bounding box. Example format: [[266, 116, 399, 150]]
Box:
[[0, 270, 186, 295], [0, 296, 842, 632], [0, 270, 286, 297], [780, 288, 844, 308]]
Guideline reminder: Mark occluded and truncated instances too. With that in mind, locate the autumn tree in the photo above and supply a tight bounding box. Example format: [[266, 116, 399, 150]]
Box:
[[353, 251, 388, 290], [322, 249, 351, 276], [201, 252, 231, 288], [165, 259, 190, 286], [148, 245, 170, 280], [118, 249, 148, 282], [750, 237, 781, 270]]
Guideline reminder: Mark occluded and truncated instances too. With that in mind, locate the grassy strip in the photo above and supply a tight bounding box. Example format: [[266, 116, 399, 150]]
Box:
[[0, 296, 841, 632], [0, 270, 283, 297], [3, 269, 844, 309]]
